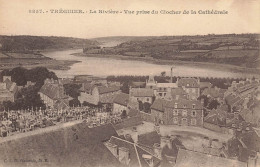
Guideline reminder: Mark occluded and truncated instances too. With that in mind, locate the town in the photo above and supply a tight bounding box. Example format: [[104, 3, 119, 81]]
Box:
[[0, 66, 259, 167]]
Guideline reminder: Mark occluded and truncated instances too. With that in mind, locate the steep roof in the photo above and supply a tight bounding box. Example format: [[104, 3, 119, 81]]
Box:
[[39, 83, 68, 100], [225, 94, 244, 107], [199, 82, 212, 89], [204, 108, 227, 126], [177, 78, 199, 88], [130, 88, 154, 97], [175, 149, 247, 167], [113, 93, 129, 107], [151, 98, 203, 112], [97, 85, 120, 94], [0, 123, 120, 167], [202, 87, 226, 99]]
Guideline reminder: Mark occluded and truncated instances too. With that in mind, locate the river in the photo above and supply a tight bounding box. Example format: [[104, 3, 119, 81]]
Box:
[[43, 49, 251, 78]]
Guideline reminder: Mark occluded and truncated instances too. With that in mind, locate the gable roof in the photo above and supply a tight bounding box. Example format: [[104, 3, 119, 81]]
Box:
[[130, 88, 154, 97], [97, 85, 121, 94], [175, 149, 247, 167], [177, 78, 199, 88], [204, 108, 227, 126], [113, 93, 129, 106], [39, 83, 68, 100], [151, 98, 203, 112]]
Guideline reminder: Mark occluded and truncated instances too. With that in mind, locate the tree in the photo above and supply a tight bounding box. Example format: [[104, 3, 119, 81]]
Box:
[[143, 102, 151, 113], [161, 71, 166, 77], [64, 84, 81, 99], [208, 99, 220, 110]]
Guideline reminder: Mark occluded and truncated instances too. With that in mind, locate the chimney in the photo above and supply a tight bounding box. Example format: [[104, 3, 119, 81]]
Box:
[[132, 129, 139, 143], [118, 147, 130, 165], [153, 143, 162, 159]]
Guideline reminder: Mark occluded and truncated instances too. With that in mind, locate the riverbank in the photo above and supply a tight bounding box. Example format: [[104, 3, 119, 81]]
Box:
[[0, 51, 81, 71], [72, 52, 260, 78]]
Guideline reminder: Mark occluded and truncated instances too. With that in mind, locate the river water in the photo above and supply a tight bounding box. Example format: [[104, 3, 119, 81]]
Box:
[[43, 49, 249, 78]]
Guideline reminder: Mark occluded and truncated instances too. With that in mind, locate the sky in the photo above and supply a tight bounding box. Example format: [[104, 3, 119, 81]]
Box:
[[0, 0, 259, 38]]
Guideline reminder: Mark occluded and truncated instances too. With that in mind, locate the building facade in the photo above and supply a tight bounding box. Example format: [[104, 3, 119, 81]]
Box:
[[0, 76, 18, 103], [151, 98, 203, 126], [177, 78, 200, 100]]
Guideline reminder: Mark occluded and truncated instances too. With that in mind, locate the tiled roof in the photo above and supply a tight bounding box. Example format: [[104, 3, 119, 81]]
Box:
[[108, 136, 161, 167], [202, 87, 226, 99], [199, 82, 212, 89], [39, 83, 68, 100], [204, 108, 227, 126], [177, 78, 199, 88], [175, 149, 247, 167], [113, 93, 129, 106], [156, 83, 177, 88], [225, 94, 243, 106], [151, 98, 203, 112], [130, 88, 154, 97], [98, 85, 120, 94]]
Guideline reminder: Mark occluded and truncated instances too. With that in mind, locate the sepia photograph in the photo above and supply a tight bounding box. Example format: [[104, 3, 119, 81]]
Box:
[[0, 0, 259, 166]]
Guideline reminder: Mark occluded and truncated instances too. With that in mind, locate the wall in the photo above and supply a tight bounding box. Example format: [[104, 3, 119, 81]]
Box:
[[113, 103, 127, 115], [113, 115, 142, 130], [140, 111, 153, 122]]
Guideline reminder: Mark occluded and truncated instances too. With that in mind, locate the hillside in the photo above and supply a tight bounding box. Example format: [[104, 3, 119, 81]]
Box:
[[84, 34, 260, 68], [0, 35, 98, 52]]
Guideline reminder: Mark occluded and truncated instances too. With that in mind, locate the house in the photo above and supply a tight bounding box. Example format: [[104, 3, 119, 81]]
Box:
[[225, 93, 244, 111], [177, 78, 200, 100], [78, 84, 121, 105], [105, 135, 161, 167], [199, 81, 212, 90], [150, 98, 203, 126], [202, 87, 226, 103], [0, 76, 18, 103], [38, 78, 69, 109], [175, 148, 247, 167], [146, 75, 177, 99], [203, 108, 231, 134], [74, 75, 107, 85], [164, 87, 188, 101], [137, 131, 185, 166], [129, 88, 154, 104], [113, 93, 130, 115], [226, 129, 260, 166]]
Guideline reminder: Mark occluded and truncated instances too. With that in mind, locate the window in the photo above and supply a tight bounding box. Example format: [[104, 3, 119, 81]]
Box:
[[192, 104, 195, 109], [191, 118, 196, 126], [147, 98, 150, 102], [137, 98, 139, 101], [159, 93, 162, 96], [164, 88, 167, 91], [174, 103, 178, 108], [183, 104, 187, 108], [182, 110, 187, 117], [173, 110, 178, 116], [164, 93, 166, 96], [192, 110, 196, 117], [182, 118, 187, 125], [173, 117, 178, 124]]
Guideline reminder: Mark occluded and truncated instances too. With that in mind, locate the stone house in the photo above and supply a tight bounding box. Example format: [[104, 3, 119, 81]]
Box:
[[0, 76, 18, 103], [150, 98, 203, 126]]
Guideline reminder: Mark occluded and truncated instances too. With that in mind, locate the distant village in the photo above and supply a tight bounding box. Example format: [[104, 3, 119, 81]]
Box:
[[0, 68, 260, 167]]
